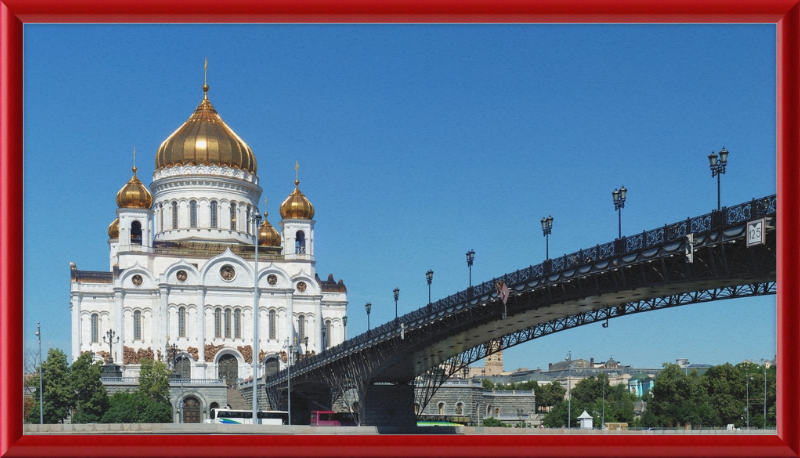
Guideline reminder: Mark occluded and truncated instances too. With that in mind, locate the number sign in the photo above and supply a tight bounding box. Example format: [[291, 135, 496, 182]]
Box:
[[746, 218, 766, 247]]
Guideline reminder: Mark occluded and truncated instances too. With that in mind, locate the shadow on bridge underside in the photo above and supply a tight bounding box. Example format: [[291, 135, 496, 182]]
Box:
[[264, 195, 776, 424]]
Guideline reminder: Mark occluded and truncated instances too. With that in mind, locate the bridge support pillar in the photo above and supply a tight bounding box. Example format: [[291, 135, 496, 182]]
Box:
[[363, 383, 416, 426]]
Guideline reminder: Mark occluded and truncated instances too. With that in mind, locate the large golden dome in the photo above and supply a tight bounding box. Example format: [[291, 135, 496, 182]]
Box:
[[116, 167, 154, 209], [108, 217, 119, 239], [154, 84, 257, 174], [258, 211, 281, 246], [280, 180, 315, 220]]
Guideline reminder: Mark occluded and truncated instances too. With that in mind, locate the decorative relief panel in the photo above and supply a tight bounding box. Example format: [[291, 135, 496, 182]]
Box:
[[176, 270, 188, 282], [132, 275, 143, 286], [238, 345, 253, 364], [267, 274, 278, 286], [186, 346, 199, 361], [204, 343, 225, 362], [220, 265, 236, 281]]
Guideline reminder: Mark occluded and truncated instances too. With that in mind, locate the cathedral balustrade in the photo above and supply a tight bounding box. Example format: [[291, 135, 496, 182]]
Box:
[[100, 377, 224, 385]]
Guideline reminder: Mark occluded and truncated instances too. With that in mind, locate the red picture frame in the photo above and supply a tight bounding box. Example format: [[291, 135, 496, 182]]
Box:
[[1, 1, 798, 456]]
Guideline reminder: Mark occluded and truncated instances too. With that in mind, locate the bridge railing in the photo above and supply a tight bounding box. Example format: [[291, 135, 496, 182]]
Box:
[[269, 195, 776, 382]]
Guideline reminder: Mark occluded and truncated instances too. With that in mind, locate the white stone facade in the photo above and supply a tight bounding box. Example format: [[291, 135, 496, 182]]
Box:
[[71, 95, 348, 384]]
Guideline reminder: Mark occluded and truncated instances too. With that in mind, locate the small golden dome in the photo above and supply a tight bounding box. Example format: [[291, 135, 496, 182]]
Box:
[[280, 180, 315, 220], [258, 212, 281, 246], [154, 84, 257, 174], [116, 167, 154, 209], [108, 217, 119, 239]]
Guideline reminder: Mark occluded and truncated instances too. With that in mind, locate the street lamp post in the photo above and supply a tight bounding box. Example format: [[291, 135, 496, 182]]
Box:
[[102, 328, 119, 363], [169, 342, 184, 423], [612, 186, 627, 239], [365, 302, 372, 335], [708, 147, 729, 211], [764, 365, 767, 427], [426, 270, 434, 314], [601, 371, 607, 429], [566, 351, 572, 429], [466, 250, 475, 288], [282, 338, 293, 425], [393, 287, 400, 322], [36, 322, 43, 424], [746, 375, 751, 429], [540, 216, 553, 260], [249, 210, 262, 423]]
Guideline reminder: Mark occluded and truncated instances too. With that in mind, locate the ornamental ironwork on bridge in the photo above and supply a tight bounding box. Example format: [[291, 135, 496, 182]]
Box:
[[264, 195, 776, 426]]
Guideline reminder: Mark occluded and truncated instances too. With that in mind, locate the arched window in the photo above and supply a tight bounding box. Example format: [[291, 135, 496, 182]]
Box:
[[325, 320, 332, 348], [438, 402, 445, 415], [134, 310, 141, 340], [160, 203, 164, 232], [234, 309, 241, 339], [224, 309, 231, 338], [269, 310, 276, 340], [91, 313, 98, 343], [172, 202, 178, 229], [295, 231, 306, 254], [214, 308, 221, 338], [131, 221, 142, 244], [190, 201, 197, 228], [456, 402, 463, 415], [297, 314, 305, 341], [178, 307, 186, 338], [210, 201, 218, 228], [230, 203, 237, 231], [245, 207, 250, 234]]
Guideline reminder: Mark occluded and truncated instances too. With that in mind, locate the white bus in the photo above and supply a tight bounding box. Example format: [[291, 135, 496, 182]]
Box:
[[205, 409, 289, 425]]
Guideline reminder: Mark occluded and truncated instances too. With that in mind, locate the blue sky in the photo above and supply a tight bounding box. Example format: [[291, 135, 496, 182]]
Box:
[[23, 24, 777, 371]]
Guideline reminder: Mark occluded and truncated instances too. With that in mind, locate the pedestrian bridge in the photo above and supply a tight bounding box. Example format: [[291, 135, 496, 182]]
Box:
[[263, 195, 777, 426]]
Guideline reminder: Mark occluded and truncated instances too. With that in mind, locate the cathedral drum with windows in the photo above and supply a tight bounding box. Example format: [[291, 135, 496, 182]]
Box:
[[70, 80, 348, 382]]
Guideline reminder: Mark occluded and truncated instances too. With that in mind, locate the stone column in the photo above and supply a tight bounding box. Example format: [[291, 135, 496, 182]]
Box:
[[114, 290, 124, 364], [70, 295, 81, 362], [159, 286, 169, 362], [196, 289, 206, 362], [314, 298, 322, 353]]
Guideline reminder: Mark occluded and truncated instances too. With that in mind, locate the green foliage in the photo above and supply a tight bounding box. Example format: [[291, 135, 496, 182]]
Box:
[[70, 353, 109, 423], [28, 348, 74, 424], [140, 401, 173, 423], [537, 382, 565, 412], [481, 378, 495, 390], [102, 391, 147, 423], [138, 358, 171, 404], [646, 362, 777, 428], [482, 417, 503, 427], [542, 374, 637, 428]]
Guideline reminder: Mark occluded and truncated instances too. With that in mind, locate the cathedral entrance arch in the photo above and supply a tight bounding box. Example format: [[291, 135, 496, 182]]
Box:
[[183, 396, 201, 423], [218, 354, 239, 387]]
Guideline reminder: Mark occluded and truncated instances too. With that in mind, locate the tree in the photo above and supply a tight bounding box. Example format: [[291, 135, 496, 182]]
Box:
[[102, 391, 146, 423], [537, 382, 565, 412], [28, 348, 73, 424], [481, 378, 495, 390], [482, 417, 503, 427], [70, 353, 109, 423], [138, 358, 171, 404]]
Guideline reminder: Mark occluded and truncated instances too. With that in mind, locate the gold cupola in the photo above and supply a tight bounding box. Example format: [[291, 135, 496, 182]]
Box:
[[116, 165, 154, 209], [154, 79, 257, 174], [108, 217, 119, 239], [259, 214, 282, 247], [280, 164, 315, 220]]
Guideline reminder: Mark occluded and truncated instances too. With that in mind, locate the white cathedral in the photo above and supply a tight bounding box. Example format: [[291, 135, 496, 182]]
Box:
[[69, 79, 348, 384]]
